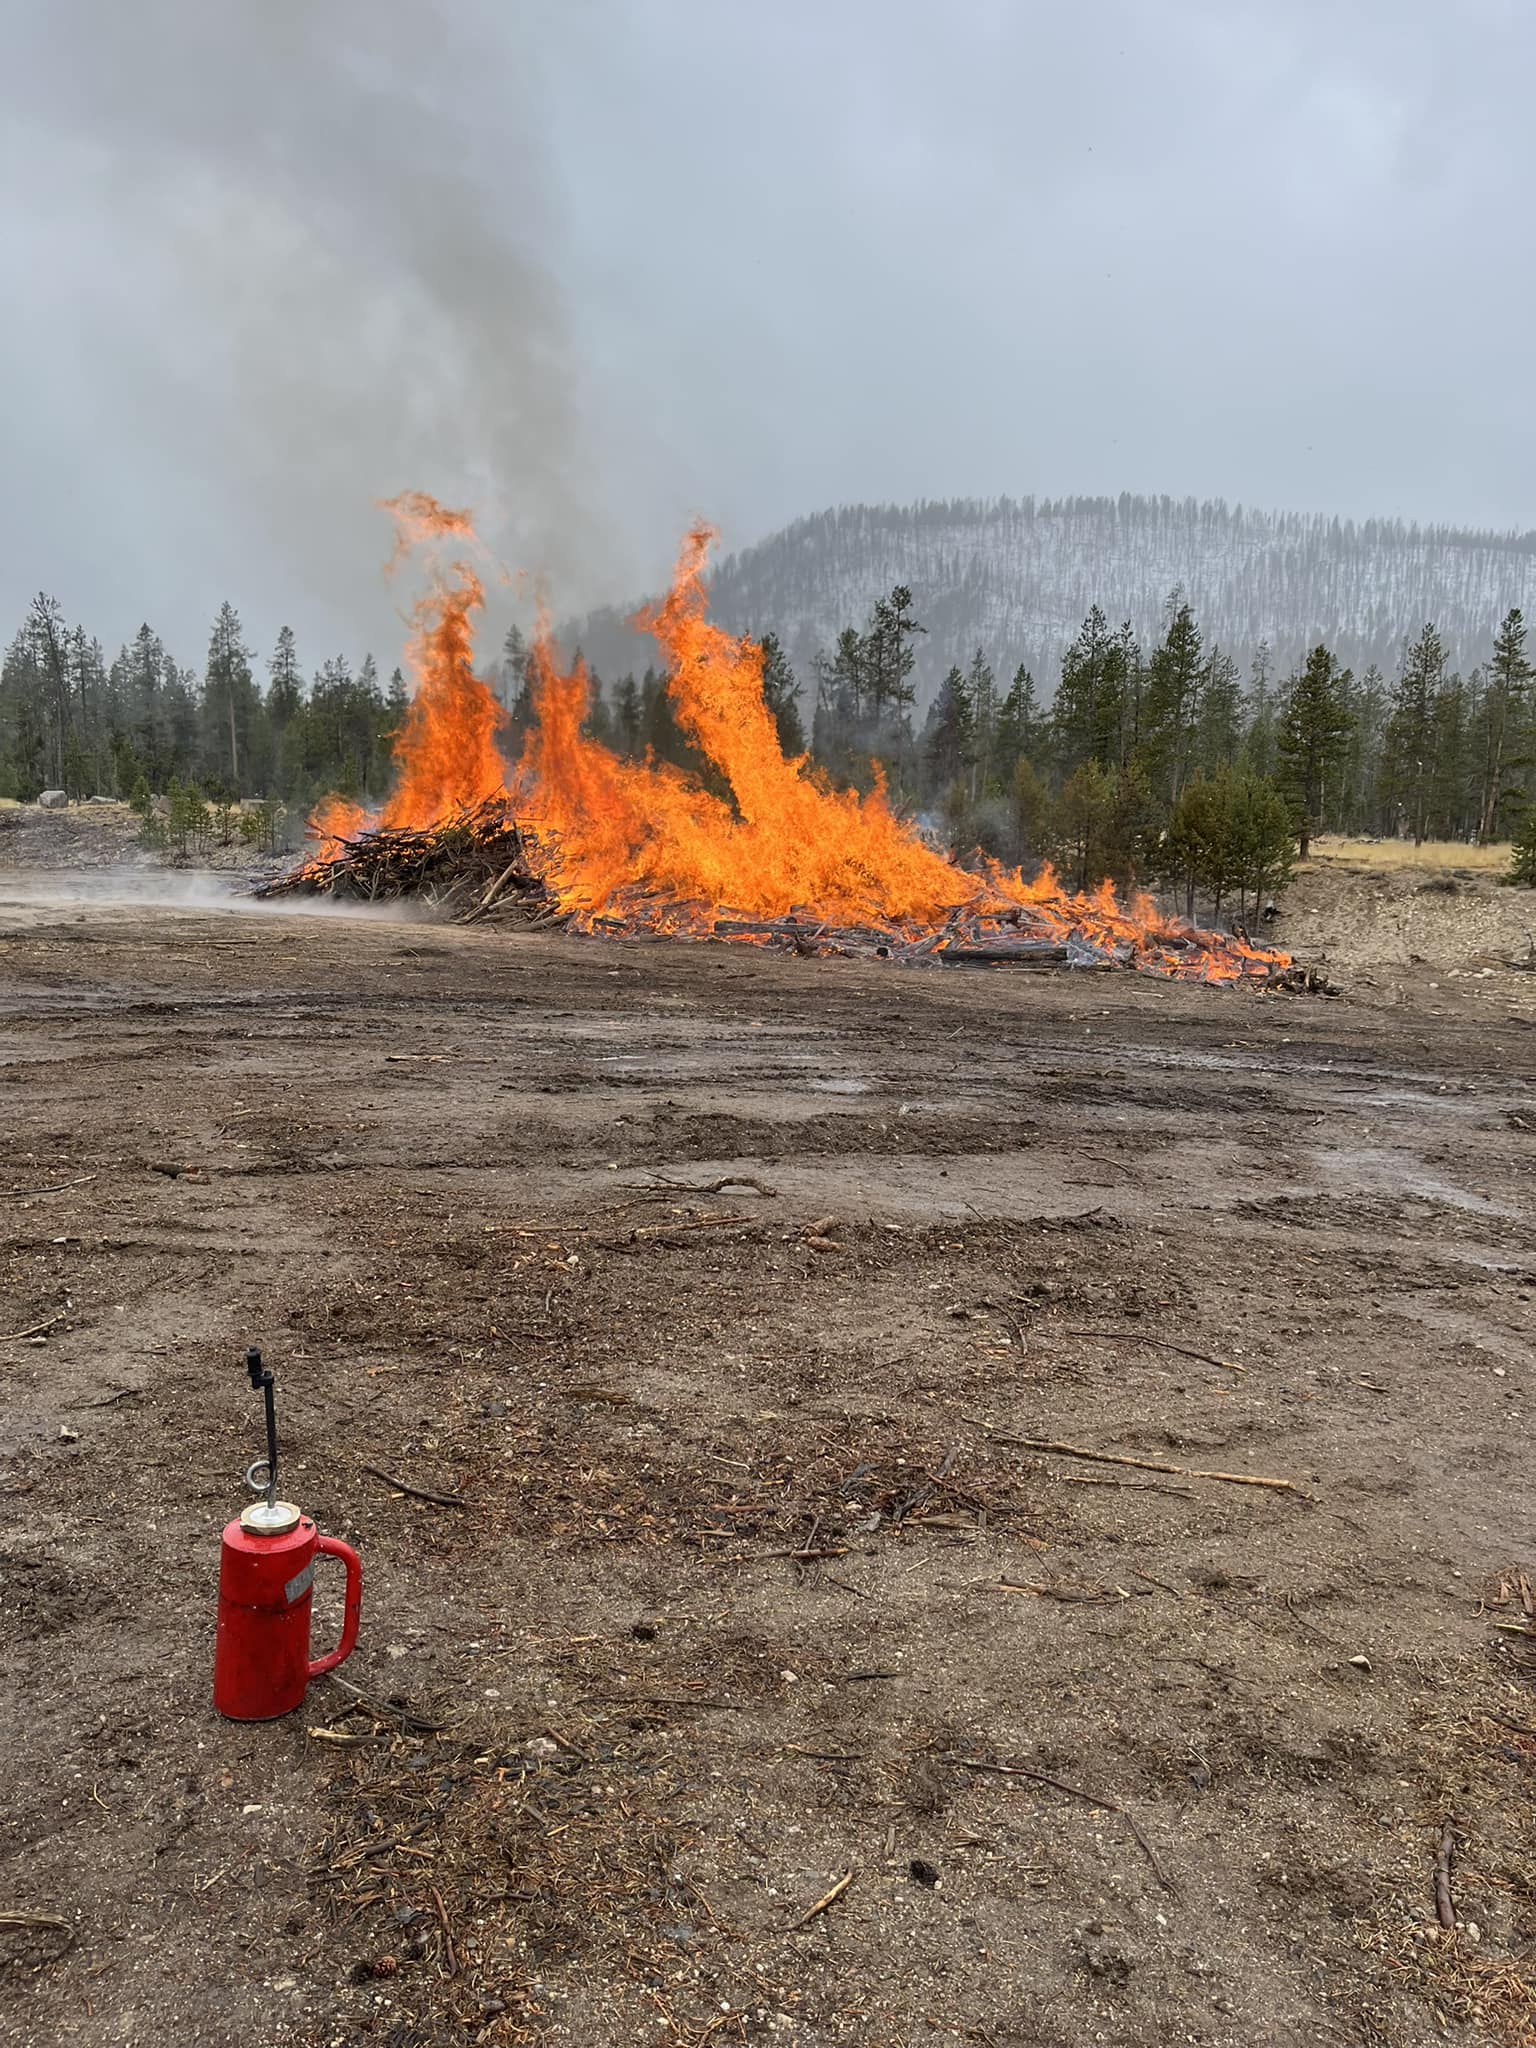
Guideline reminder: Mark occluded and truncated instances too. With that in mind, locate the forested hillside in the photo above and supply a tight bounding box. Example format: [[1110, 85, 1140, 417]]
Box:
[[569, 495, 1536, 697]]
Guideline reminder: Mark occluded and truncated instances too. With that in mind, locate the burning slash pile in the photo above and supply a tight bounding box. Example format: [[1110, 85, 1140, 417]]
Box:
[[260, 494, 1300, 986], [259, 799, 561, 928]]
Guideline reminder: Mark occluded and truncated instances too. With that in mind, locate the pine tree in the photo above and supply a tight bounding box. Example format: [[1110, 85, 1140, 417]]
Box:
[[499, 624, 534, 737], [27, 594, 72, 790], [924, 665, 973, 794], [1052, 606, 1123, 774], [204, 601, 255, 791], [1194, 648, 1241, 775], [1009, 756, 1052, 863], [1240, 643, 1276, 780], [1053, 760, 1115, 891], [1427, 671, 1472, 840], [994, 664, 1043, 783], [1479, 609, 1531, 842], [1381, 624, 1446, 844], [758, 633, 805, 757], [811, 627, 866, 778], [1139, 591, 1205, 806], [1341, 664, 1387, 833], [268, 627, 303, 725], [965, 647, 996, 799], [863, 586, 924, 726], [1507, 805, 1536, 885], [1277, 644, 1353, 855], [614, 674, 642, 757]]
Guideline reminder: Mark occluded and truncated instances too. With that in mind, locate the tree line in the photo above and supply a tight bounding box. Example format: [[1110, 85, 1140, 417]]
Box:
[[3, 581, 1532, 912]]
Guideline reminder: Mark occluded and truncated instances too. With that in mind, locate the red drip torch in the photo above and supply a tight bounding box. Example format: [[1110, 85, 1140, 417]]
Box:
[[213, 1348, 363, 1722]]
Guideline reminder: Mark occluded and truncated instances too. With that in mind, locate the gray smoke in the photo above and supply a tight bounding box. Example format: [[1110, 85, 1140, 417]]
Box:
[[3, 0, 604, 654]]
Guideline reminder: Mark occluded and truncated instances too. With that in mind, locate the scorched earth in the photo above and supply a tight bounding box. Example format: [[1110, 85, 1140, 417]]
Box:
[[0, 884, 1533, 2048]]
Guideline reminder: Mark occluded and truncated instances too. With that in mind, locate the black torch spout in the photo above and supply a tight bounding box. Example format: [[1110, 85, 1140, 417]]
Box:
[[245, 1347, 278, 1511]]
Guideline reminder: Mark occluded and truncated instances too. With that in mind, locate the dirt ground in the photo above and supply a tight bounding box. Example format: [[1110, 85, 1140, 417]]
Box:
[[2, 854, 1535, 2048]]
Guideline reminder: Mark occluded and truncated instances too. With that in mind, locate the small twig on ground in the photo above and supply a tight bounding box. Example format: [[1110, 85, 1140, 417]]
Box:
[[429, 1883, 458, 1976], [975, 1299, 1028, 1353], [787, 1869, 854, 1932], [0, 1909, 74, 1952], [1435, 1821, 1457, 1929], [72, 1387, 142, 1409], [1132, 1567, 1185, 1600], [714, 1545, 850, 1565], [1481, 1711, 1536, 1737], [964, 1423, 1306, 1497], [359, 1463, 466, 1510], [625, 1213, 759, 1242], [1061, 1327, 1245, 1374], [0, 1309, 69, 1343], [322, 1673, 447, 1732], [0, 1175, 96, 1201], [946, 1755, 1176, 1893], [1056, 1472, 1197, 1499], [542, 1724, 590, 1761]]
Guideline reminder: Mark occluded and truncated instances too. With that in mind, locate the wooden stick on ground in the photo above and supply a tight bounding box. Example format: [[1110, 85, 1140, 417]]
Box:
[[625, 1213, 760, 1242], [429, 1883, 458, 1977], [628, 1174, 779, 1198], [964, 1423, 1307, 1497], [787, 1869, 854, 1932], [947, 1756, 1175, 1893], [0, 1309, 69, 1343], [1062, 1327, 1246, 1374], [1435, 1821, 1457, 1930], [0, 1175, 97, 1201], [0, 1910, 74, 1952], [359, 1463, 466, 1510]]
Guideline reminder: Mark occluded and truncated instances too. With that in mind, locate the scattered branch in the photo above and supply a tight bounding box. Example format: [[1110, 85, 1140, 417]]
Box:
[[965, 1423, 1306, 1497], [946, 1755, 1175, 1893], [0, 1309, 69, 1343], [1435, 1821, 1457, 1930], [787, 1869, 854, 1931], [0, 1175, 96, 1201], [359, 1463, 466, 1510], [1061, 1326, 1246, 1374]]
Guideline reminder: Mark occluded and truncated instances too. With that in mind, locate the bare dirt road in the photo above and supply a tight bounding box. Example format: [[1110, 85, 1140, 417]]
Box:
[[2, 879, 1534, 2048]]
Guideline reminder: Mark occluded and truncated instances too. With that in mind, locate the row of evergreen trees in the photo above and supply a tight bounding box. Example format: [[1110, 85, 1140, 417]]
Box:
[[0, 598, 408, 813], [3, 582, 1533, 912]]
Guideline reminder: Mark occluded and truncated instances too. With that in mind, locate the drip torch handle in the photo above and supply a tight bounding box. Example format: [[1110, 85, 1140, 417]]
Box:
[[308, 1536, 363, 1678], [245, 1347, 278, 1509]]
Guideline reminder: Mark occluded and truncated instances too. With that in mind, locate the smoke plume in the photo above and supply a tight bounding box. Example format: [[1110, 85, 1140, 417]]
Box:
[[6, 0, 602, 648]]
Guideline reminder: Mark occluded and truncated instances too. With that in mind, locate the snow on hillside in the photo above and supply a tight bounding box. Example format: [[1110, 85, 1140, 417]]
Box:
[[564, 494, 1536, 705]]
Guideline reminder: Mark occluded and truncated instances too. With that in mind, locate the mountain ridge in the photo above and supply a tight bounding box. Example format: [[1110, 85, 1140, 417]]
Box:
[[561, 493, 1536, 703]]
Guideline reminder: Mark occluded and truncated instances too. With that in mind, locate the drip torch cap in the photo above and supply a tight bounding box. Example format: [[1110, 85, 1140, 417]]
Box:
[[240, 1499, 303, 1537]]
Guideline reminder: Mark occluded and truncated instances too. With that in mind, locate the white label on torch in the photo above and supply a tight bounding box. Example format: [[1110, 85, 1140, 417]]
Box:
[[284, 1561, 315, 1605]]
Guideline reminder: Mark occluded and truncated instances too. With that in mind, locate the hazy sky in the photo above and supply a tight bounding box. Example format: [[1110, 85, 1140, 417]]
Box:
[[3, 0, 1532, 672]]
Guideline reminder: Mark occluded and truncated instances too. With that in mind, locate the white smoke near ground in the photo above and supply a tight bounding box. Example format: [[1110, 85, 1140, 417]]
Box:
[[0, 869, 431, 926], [3, 0, 608, 653]]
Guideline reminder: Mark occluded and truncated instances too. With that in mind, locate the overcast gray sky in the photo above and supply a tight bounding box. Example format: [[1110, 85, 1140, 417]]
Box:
[[3, 0, 1532, 671]]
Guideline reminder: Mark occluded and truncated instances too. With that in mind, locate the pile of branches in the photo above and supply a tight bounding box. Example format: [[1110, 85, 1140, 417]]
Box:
[[256, 799, 564, 928]]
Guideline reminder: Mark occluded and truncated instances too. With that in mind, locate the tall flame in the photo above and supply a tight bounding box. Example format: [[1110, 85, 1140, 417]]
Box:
[[301, 497, 1290, 983], [518, 524, 966, 927]]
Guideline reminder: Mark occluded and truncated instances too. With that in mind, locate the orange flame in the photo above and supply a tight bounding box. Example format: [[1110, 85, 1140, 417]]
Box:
[[376, 493, 505, 829], [301, 499, 1291, 982], [517, 524, 967, 928]]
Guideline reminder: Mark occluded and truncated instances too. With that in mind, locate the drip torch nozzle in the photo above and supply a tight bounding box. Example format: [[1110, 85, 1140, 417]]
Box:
[[244, 1347, 279, 1512]]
